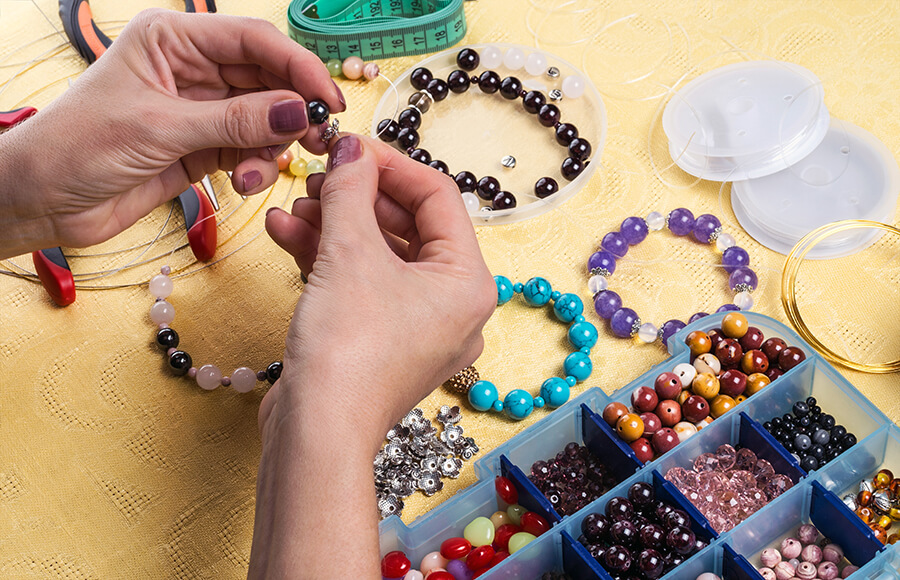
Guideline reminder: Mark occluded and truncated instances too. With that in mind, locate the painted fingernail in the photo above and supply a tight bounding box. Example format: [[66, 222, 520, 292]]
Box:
[[242, 170, 263, 192], [330, 135, 362, 168], [265, 143, 291, 159], [269, 100, 308, 134], [332, 80, 346, 111]]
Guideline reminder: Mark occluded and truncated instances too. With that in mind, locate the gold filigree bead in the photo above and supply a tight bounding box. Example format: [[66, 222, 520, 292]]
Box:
[[445, 366, 479, 394]]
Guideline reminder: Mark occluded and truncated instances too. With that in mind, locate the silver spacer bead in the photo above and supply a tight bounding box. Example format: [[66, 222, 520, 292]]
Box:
[[320, 118, 340, 142], [548, 89, 563, 101], [733, 283, 754, 294], [480, 206, 493, 213], [590, 267, 611, 278], [630, 318, 642, 337], [501, 155, 516, 168], [546, 66, 560, 79], [708, 226, 723, 243]]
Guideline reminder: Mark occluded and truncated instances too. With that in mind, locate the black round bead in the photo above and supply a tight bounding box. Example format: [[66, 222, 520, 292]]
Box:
[[397, 127, 420, 150], [523, 90, 546, 114], [568, 138, 592, 161], [492, 191, 516, 210], [561, 157, 585, 180], [398, 108, 422, 130], [534, 176, 559, 199], [841, 433, 857, 449], [426, 78, 449, 102], [792, 400, 810, 417], [377, 119, 400, 142], [454, 171, 477, 193], [156, 328, 179, 349], [476, 176, 501, 200], [820, 414, 835, 429], [168, 350, 192, 376], [800, 455, 819, 471], [809, 445, 825, 460], [771, 416, 783, 427], [410, 148, 432, 164], [447, 69, 471, 93], [555, 122, 579, 145], [429, 159, 450, 175], [499, 76, 523, 100], [307, 100, 330, 125], [537, 103, 561, 127], [456, 48, 480, 71], [477, 71, 501, 93], [410, 67, 433, 90], [763, 421, 773, 431], [266, 361, 283, 384], [799, 415, 811, 428], [806, 396, 817, 407], [831, 425, 847, 439]]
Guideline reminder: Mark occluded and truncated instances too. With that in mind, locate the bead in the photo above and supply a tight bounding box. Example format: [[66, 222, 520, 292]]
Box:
[[620, 216, 649, 245], [447, 69, 471, 94], [498, 76, 523, 100], [745, 373, 770, 395], [609, 307, 639, 338], [741, 349, 769, 374], [476, 176, 500, 200], [656, 400, 682, 427], [637, 322, 659, 343], [149, 274, 173, 299], [734, 290, 754, 311], [568, 321, 599, 348], [631, 386, 659, 413], [410, 148, 431, 164], [524, 52, 548, 76], [491, 191, 516, 210], [341, 56, 364, 80], [654, 372, 683, 399], [555, 122, 578, 145], [195, 365, 221, 391], [719, 369, 747, 397], [507, 504, 526, 525], [494, 275, 515, 306], [561, 75, 585, 98], [722, 246, 750, 274], [520, 277, 551, 307], [306, 159, 325, 174], [150, 300, 175, 324], [160, 265, 171, 275], [653, 428, 680, 454], [520, 512, 549, 537], [307, 100, 329, 125], [453, 171, 477, 194], [410, 67, 433, 90], [667, 208, 695, 236], [710, 394, 736, 417], [522, 91, 546, 114], [616, 413, 645, 442], [463, 516, 495, 547], [778, 347, 806, 371], [673, 421, 698, 442], [686, 330, 712, 356], [503, 47, 525, 70], [495, 476, 518, 505], [503, 389, 534, 420], [587, 275, 608, 296], [508, 532, 535, 554], [587, 250, 617, 277], [456, 48, 480, 71], [692, 373, 720, 399], [480, 45, 503, 69], [716, 232, 736, 252], [603, 402, 629, 426], [429, 160, 449, 175], [489, 511, 509, 530], [440, 537, 472, 560], [382, 551, 412, 578], [426, 78, 449, 101], [156, 328, 179, 349], [721, 312, 749, 338], [397, 127, 420, 150], [325, 58, 342, 77], [673, 363, 697, 387], [363, 62, 380, 80], [408, 90, 433, 113], [468, 380, 499, 412], [277, 149, 294, 171], [692, 214, 722, 243], [534, 176, 559, 199], [561, 157, 585, 180], [537, 103, 560, 127], [553, 293, 584, 323], [477, 70, 501, 94], [548, 88, 562, 101], [461, 192, 480, 213], [265, 361, 283, 384], [641, 212, 664, 232], [230, 367, 256, 393], [168, 351, 192, 375], [377, 119, 400, 142], [729, 267, 758, 292], [466, 545, 494, 571], [398, 108, 422, 130]]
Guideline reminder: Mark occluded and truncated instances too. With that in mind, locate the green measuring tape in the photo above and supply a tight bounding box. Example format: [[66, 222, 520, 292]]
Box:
[[287, 0, 467, 61]]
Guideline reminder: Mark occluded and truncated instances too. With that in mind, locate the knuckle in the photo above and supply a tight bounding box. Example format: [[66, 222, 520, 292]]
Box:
[[222, 99, 258, 147]]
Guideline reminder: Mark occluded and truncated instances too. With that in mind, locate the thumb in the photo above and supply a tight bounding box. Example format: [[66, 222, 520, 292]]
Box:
[[177, 90, 310, 152], [317, 135, 382, 243]]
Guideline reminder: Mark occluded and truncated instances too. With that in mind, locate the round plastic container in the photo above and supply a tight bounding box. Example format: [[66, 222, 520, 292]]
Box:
[[371, 43, 606, 226]]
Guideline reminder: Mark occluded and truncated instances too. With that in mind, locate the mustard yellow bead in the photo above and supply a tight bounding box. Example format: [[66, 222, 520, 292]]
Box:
[[721, 312, 749, 338], [709, 394, 736, 418], [745, 373, 770, 395], [877, 515, 893, 530], [289, 157, 308, 177], [691, 373, 720, 400]]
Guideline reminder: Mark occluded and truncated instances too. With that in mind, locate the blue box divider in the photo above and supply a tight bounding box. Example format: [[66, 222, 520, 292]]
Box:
[[582, 404, 643, 481], [721, 544, 761, 580], [559, 530, 605, 579], [739, 412, 806, 482], [808, 480, 883, 564], [499, 455, 560, 524]]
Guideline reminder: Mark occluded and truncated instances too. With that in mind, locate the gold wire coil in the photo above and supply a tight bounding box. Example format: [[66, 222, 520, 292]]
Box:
[[781, 219, 900, 374]]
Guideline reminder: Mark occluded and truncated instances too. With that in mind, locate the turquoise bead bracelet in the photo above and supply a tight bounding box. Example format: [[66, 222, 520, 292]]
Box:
[[459, 276, 597, 421]]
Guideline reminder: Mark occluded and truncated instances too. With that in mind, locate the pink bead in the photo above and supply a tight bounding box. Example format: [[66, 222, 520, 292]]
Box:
[[231, 367, 257, 393], [196, 364, 222, 390], [801, 544, 822, 565], [695, 574, 721, 580], [149, 274, 173, 298], [150, 300, 175, 324], [161, 265, 171, 275], [781, 537, 802, 560], [822, 544, 843, 564], [842, 565, 858, 578], [758, 569, 776, 580], [796, 561, 817, 580], [405, 571, 424, 580], [760, 548, 782, 568], [774, 561, 795, 580], [158, 323, 169, 330], [419, 552, 448, 575], [188, 367, 197, 378], [363, 62, 380, 80], [167, 347, 176, 357], [797, 523, 818, 545], [817, 561, 839, 580], [342, 56, 364, 80], [220, 377, 231, 386]]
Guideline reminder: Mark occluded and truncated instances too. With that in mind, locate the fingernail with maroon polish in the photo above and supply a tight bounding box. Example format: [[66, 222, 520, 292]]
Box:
[[330, 135, 362, 168], [269, 100, 308, 134], [332, 80, 346, 111], [243, 170, 263, 192]]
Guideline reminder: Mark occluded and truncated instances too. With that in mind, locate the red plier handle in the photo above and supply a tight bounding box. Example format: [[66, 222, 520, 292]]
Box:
[[32, 247, 76, 306], [0, 107, 37, 130]]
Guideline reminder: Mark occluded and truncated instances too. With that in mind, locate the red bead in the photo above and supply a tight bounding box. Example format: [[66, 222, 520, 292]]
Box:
[[681, 395, 710, 423], [492, 524, 521, 551], [520, 511, 550, 536], [440, 537, 472, 560], [380, 551, 411, 578], [655, 400, 682, 427], [427, 572, 455, 580], [630, 437, 654, 463], [631, 386, 659, 413], [494, 476, 518, 505], [652, 428, 679, 454], [654, 372, 682, 400], [490, 551, 510, 566], [466, 545, 495, 570], [639, 412, 661, 436]]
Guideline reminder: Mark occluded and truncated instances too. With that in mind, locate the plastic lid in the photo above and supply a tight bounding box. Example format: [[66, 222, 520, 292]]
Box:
[[662, 60, 829, 181], [733, 120, 900, 258]]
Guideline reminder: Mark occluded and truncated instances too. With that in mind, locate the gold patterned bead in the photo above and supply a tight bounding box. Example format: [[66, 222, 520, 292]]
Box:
[[875, 469, 893, 489], [445, 366, 479, 394], [877, 515, 893, 530]]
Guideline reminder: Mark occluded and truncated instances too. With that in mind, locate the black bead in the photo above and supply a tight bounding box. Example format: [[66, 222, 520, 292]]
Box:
[[429, 159, 450, 175], [410, 67, 433, 90], [806, 396, 817, 407], [523, 90, 546, 114], [809, 445, 825, 460], [810, 405, 822, 416], [454, 171, 477, 193], [820, 414, 835, 429], [307, 100, 330, 125], [771, 416, 783, 427], [763, 421, 773, 431], [477, 71, 501, 93], [266, 361, 283, 384], [555, 122, 579, 145], [499, 76, 523, 100], [447, 69, 471, 93], [799, 415, 811, 427], [456, 48, 480, 71], [538, 103, 561, 127], [841, 433, 857, 449], [410, 148, 432, 164], [398, 108, 422, 130], [397, 127, 420, 150], [492, 191, 516, 210], [426, 78, 449, 101], [831, 425, 847, 439], [568, 138, 592, 161], [800, 455, 819, 471], [376, 119, 400, 142], [792, 400, 809, 417], [168, 350, 192, 376], [156, 328, 179, 349], [534, 176, 559, 199], [561, 157, 585, 180], [476, 176, 500, 200]]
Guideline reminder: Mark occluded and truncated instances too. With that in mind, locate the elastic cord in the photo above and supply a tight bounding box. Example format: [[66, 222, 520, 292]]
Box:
[[781, 219, 900, 373]]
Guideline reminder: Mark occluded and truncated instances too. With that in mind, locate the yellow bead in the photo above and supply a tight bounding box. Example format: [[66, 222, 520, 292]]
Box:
[[463, 516, 495, 547], [490, 510, 509, 529], [508, 532, 536, 554], [507, 504, 526, 525], [721, 312, 749, 338], [709, 394, 736, 418], [890, 506, 900, 520], [877, 515, 893, 530], [745, 373, 770, 395], [307, 159, 326, 174], [691, 373, 720, 400], [289, 157, 308, 177]]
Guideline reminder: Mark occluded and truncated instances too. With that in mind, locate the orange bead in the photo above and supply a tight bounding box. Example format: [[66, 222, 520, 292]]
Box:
[[871, 525, 888, 543], [889, 478, 900, 497], [857, 506, 875, 524], [721, 312, 749, 339], [686, 331, 712, 357], [691, 373, 720, 400], [875, 469, 893, 489], [602, 402, 629, 427], [745, 373, 770, 395], [709, 394, 736, 418], [877, 515, 893, 530], [888, 533, 900, 545], [616, 413, 645, 443], [277, 149, 294, 171], [858, 490, 873, 507], [735, 394, 747, 404]]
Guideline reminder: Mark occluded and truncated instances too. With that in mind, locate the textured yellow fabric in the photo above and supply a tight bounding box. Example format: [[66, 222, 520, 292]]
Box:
[[1, 1, 899, 577]]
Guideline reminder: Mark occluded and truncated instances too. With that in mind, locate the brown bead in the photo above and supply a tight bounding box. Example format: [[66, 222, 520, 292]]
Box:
[[889, 478, 900, 496], [761, 337, 787, 361], [778, 346, 807, 371], [686, 331, 712, 357], [741, 349, 769, 374], [857, 506, 876, 524], [706, 328, 726, 350], [888, 533, 900, 545], [876, 469, 894, 488], [709, 394, 737, 418], [445, 366, 479, 394], [602, 402, 629, 427], [745, 373, 771, 395], [858, 490, 873, 507], [721, 312, 749, 338], [871, 525, 889, 543], [656, 399, 683, 427], [616, 413, 645, 442], [738, 326, 765, 351], [715, 338, 743, 367], [691, 373, 720, 400]]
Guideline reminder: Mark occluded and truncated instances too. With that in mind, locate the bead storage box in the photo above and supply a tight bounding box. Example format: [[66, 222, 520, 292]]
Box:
[[378, 312, 900, 579]]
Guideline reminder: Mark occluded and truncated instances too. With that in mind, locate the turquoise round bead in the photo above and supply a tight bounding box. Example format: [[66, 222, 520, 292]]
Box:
[[580, 347, 591, 355], [495, 275, 514, 305], [468, 380, 499, 412], [533, 396, 545, 408], [522, 277, 552, 307], [550, 290, 561, 301], [513, 282, 524, 293], [564, 351, 593, 382], [575, 314, 586, 323], [539, 377, 570, 408], [503, 389, 534, 420], [568, 320, 599, 349], [492, 400, 504, 412], [565, 376, 577, 386], [553, 293, 584, 323]]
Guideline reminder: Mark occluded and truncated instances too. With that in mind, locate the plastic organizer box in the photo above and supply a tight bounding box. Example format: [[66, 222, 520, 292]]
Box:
[[378, 312, 900, 579]]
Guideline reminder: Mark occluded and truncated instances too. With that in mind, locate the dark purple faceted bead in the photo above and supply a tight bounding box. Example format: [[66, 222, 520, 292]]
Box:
[[692, 213, 721, 243], [561, 157, 585, 180], [722, 246, 750, 274], [500, 76, 523, 99], [376, 119, 400, 142], [456, 48, 480, 71], [534, 176, 559, 199], [638, 549, 665, 579], [538, 103, 561, 127], [601, 231, 629, 258], [604, 545, 633, 572], [729, 267, 758, 292], [398, 107, 421, 130], [588, 250, 617, 275], [620, 216, 649, 245], [492, 191, 517, 210], [478, 70, 501, 93], [611, 520, 638, 546], [660, 319, 686, 345], [429, 159, 450, 175], [688, 312, 709, 323], [568, 138, 592, 161], [640, 524, 666, 550], [410, 67, 432, 90], [594, 290, 622, 319], [409, 148, 431, 164], [454, 171, 477, 193], [606, 496, 634, 521], [426, 78, 449, 101], [555, 122, 578, 145], [476, 176, 500, 200], [667, 208, 695, 236], [447, 69, 471, 93], [627, 481, 655, 507], [716, 304, 741, 313], [610, 308, 639, 338], [523, 90, 546, 114], [397, 127, 419, 150]]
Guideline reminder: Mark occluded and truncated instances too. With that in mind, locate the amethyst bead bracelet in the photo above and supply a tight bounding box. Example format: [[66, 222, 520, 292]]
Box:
[[587, 209, 758, 344]]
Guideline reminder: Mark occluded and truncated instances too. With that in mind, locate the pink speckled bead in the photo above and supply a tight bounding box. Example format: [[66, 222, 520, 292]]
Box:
[[781, 537, 802, 559], [187, 367, 197, 378], [842, 565, 859, 578], [797, 523, 818, 545], [419, 552, 448, 575], [196, 364, 222, 390], [758, 569, 776, 580], [796, 561, 817, 580], [342, 56, 364, 80], [363, 62, 380, 80], [774, 561, 795, 580], [822, 544, 843, 564], [817, 561, 839, 580], [695, 574, 721, 580], [801, 544, 822, 565], [761, 548, 782, 568]]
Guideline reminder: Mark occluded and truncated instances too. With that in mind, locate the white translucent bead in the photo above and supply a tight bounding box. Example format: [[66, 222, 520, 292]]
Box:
[[646, 211, 665, 231], [231, 367, 257, 393], [480, 46, 503, 70], [637, 322, 659, 343], [562, 75, 585, 98], [150, 300, 175, 324], [149, 274, 173, 299], [588, 275, 608, 294], [404, 571, 424, 580], [673, 362, 696, 386], [503, 47, 525, 70], [196, 364, 222, 390], [524, 52, 547, 76], [734, 290, 754, 311], [716, 232, 737, 252], [461, 192, 480, 213]]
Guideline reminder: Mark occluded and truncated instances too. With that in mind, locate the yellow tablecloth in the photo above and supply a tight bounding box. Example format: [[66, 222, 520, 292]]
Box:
[[1, 1, 899, 577]]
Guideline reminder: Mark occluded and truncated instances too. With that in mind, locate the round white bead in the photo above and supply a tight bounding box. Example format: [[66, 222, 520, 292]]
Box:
[[524, 52, 548, 76], [480, 46, 503, 70], [461, 192, 480, 213], [503, 47, 525, 70], [562, 75, 585, 98], [637, 322, 659, 343], [231, 367, 257, 393], [588, 275, 608, 295], [150, 300, 175, 324], [674, 421, 699, 442], [196, 364, 222, 390], [716, 232, 737, 252], [149, 274, 173, 299], [646, 211, 665, 231], [694, 352, 721, 375], [673, 362, 697, 386], [734, 290, 754, 311]]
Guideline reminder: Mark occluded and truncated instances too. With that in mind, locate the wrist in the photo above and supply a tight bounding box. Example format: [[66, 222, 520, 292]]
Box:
[[0, 127, 55, 258]]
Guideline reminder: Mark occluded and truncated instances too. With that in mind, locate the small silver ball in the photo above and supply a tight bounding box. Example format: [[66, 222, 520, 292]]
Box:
[[501, 155, 516, 168]]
